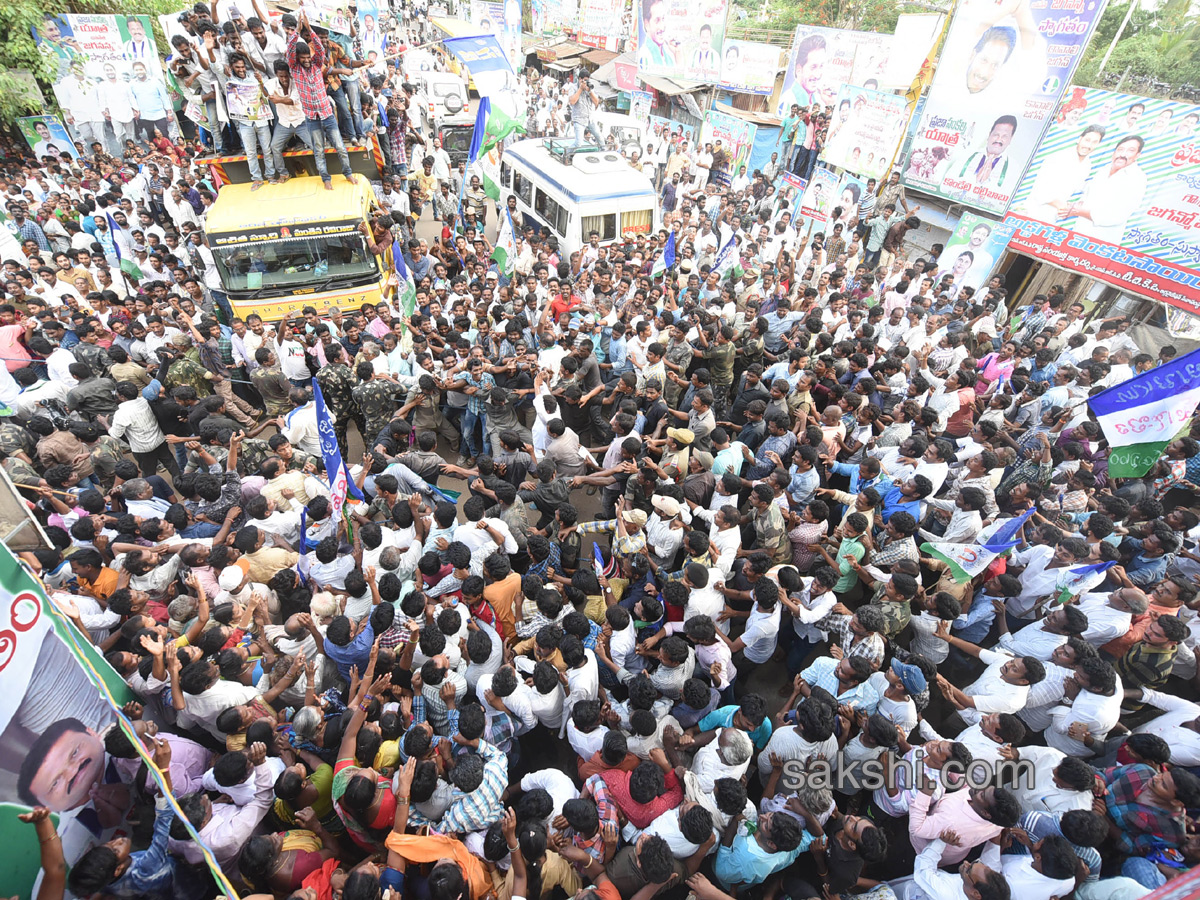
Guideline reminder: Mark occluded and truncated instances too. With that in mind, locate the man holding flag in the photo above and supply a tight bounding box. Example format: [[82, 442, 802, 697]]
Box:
[[312, 378, 364, 521], [650, 228, 676, 281]]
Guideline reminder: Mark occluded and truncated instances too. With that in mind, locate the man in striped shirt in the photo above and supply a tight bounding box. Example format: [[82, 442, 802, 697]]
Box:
[[285, 11, 356, 190]]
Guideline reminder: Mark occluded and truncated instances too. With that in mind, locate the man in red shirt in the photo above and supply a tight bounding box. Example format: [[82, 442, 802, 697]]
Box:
[[285, 11, 356, 190]]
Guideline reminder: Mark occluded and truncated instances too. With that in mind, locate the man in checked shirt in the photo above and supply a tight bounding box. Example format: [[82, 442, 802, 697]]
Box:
[[286, 11, 357, 190]]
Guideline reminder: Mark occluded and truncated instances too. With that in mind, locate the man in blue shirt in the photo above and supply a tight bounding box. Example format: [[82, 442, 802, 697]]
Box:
[[714, 811, 810, 888], [880, 475, 932, 524], [323, 613, 376, 681]]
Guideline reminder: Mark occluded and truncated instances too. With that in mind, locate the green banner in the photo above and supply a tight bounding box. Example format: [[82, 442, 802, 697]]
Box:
[[1108, 439, 1172, 479], [0, 546, 233, 899]]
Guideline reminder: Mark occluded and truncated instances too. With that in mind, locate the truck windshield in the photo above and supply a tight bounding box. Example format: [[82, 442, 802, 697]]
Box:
[[212, 232, 378, 293]]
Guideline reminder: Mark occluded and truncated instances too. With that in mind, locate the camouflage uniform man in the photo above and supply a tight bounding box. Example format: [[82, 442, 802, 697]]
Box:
[[663, 326, 696, 409], [251, 348, 293, 417], [315, 344, 360, 458], [352, 362, 396, 442], [269, 434, 316, 473], [165, 335, 215, 397], [749, 482, 791, 565], [74, 324, 114, 377], [87, 431, 129, 491], [0, 420, 38, 463], [238, 437, 274, 476]]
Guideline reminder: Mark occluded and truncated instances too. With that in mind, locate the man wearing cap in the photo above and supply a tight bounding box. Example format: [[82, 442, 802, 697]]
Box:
[[645, 494, 686, 570], [215, 558, 277, 618], [580, 501, 649, 561]]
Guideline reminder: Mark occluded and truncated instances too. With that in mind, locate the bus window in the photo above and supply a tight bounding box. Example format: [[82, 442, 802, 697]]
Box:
[[534, 188, 568, 237], [501, 162, 512, 189], [513, 170, 533, 206], [620, 209, 653, 237], [581, 213, 617, 242]]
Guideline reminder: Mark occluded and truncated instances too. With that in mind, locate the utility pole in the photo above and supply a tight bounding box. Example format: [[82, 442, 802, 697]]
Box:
[[1097, 0, 1138, 75]]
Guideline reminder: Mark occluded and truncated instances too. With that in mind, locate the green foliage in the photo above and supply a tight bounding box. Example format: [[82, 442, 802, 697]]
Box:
[[0, 0, 185, 122], [729, 0, 921, 38], [1073, 0, 1200, 96]]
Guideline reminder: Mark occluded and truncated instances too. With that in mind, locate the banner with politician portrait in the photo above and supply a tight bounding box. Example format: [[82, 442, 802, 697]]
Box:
[[701, 109, 757, 187], [32, 15, 175, 157], [797, 167, 839, 230], [0, 546, 233, 900], [820, 85, 910, 181], [898, 0, 1107, 215], [636, 0, 728, 83], [934, 211, 1016, 296], [17, 116, 77, 162], [1005, 87, 1200, 315], [776, 26, 891, 117], [718, 40, 781, 95]]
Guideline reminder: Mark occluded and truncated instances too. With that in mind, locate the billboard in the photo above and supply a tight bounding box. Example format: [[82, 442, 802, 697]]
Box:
[[776, 26, 891, 117], [934, 211, 1016, 295], [631, 89, 653, 127], [833, 174, 868, 230], [16, 116, 77, 161], [299, 0, 354, 34], [1005, 87, 1200, 315], [33, 15, 175, 155], [719, 39, 781, 96], [0, 544, 232, 899], [649, 115, 700, 151], [636, 0, 728, 83], [820, 85, 909, 181], [798, 167, 839, 229], [898, 0, 1107, 215], [702, 109, 757, 185], [579, 0, 622, 51]]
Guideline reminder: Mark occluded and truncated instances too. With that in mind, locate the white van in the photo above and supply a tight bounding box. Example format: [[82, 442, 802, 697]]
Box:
[[413, 70, 470, 123], [498, 138, 659, 258]]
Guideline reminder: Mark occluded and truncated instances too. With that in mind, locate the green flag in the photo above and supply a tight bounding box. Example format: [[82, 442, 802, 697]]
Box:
[[480, 104, 526, 156]]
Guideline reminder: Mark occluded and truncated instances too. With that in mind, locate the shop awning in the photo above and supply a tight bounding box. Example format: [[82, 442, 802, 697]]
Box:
[[636, 73, 704, 96], [528, 38, 589, 62], [582, 49, 619, 66]]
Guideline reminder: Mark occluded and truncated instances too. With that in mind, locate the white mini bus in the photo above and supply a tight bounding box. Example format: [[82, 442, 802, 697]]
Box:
[[497, 138, 660, 259]]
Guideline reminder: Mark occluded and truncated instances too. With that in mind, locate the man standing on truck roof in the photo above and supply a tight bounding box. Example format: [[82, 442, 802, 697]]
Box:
[[569, 75, 604, 149], [285, 10, 356, 191]]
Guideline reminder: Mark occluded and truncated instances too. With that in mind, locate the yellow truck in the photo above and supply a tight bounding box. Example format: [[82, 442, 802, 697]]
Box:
[[203, 139, 392, 320]]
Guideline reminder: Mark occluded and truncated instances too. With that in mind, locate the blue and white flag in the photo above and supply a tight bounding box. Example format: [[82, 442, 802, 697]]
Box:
[[441, 34, 513, 97], [312, 379, 363, 521], [1056, 560, 1117, 602], [1088, 345, 1200, 478], [710, 236, 738, 278], [921, 507, 1036, 584], [297, 509, 310, 584], [650, 229, 676, 279]]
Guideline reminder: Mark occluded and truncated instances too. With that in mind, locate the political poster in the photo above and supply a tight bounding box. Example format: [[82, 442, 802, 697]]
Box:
[[702, 109, 757, 186], [719, 39, 781, 96], [636, 0, 728, 83], [225, 80, 271, 122], [832, 174, 868, 230], [1004, 87, 1200, 315], [797, 166, 839, 229], [299, 0, 355, 34], [781, 171, 807, 215], [649, 115, 700, 152], [578, 0, 622, 51], [631, 89, 653, 127], [879, 13, 944, 90], [0, 544, 231, 900], [16, 116, 77, 161], [898, 0, 1106, 216], [934, 211, 1016, 296], [820, 85, 909, 181], [358, 0, 387, 58], [33, 15, 175, 156], [470, 0, 522, 73], [776, 26, 891, 117]]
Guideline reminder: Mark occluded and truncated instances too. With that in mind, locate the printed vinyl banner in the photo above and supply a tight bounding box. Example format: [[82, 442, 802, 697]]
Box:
[[33, 15, 175, 153], [934, 211, 1016, 296], [899, 0, 1107, 215], [719, 39, 781, 96], [776, 27, 891, 116], [1005, 87, 1200, 314], [17, 116, 77, 161], [299, 0, 355, 34], [880, 13, 944, 90], [833, 173, 868, 230], [701, 109, 757, 185], [578, 0, 622, 51], [820, 85, 910, 181], [636, 0, 728, 83], [649, 115, 700, 152], [631, 89, 653, 127], [798, 166, 839, 229]]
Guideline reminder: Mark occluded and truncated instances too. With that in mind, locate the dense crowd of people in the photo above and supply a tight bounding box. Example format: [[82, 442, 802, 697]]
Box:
[[4, 4, 1200, 900]]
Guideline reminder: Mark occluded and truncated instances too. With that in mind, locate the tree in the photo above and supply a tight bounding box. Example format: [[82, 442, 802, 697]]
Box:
[[1072, 0, 1200, 95]]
